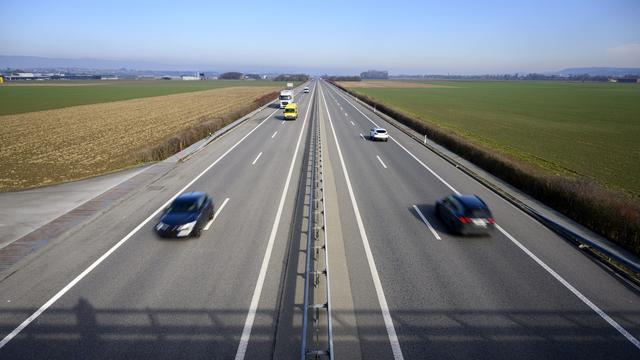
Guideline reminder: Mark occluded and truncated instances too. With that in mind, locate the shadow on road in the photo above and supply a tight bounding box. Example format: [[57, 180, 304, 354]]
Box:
[[0, 298, 638, 359]]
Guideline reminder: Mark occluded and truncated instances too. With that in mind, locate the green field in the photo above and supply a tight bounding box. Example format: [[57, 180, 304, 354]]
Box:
[[0, 80, 288, 115], [348, 81, 640, 196]]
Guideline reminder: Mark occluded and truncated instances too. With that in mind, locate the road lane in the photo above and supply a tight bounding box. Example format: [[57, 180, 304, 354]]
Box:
[[0, 82, 317, 359], [319, 80, 640, 359]]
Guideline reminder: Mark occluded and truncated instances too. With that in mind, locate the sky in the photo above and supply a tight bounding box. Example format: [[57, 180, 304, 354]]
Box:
[[1, 0, 639, 74]]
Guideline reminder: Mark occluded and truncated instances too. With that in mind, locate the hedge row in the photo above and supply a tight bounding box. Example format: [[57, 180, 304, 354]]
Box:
[[136, 91, 278, 162]]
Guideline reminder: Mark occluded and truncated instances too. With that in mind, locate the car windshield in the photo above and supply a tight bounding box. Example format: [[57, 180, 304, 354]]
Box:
[[168, 198, 199, 213], [280, 95, 292, 100], [465, 208, 491, 218], [285, 108, 295, 113], [376, 129, 386, 133]]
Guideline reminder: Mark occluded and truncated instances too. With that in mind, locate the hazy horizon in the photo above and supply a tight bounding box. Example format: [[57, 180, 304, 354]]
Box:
[[1, 0, 639, 74]]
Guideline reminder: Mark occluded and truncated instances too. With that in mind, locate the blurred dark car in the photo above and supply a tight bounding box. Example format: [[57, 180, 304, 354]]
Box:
[[435, 194, 495, 235], [155, 192, 214, 238]]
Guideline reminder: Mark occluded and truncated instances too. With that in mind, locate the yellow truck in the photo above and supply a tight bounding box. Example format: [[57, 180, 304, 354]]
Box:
[[284, 103, 298, 120]]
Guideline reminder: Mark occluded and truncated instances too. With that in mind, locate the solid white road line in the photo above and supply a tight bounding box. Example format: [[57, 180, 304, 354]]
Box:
[[320, 84, 404, 360], [0, 105, 280, 350], [359, 133, 365, 140], [412, 205, 441, 240], [376, 155, 388, 169], [203, 197, 230, 231], [234, 85, 317, 360], [271, 131, 278, 138], [251, 152, 262, 165], [495, 224, 640, 349], [327, 83, 640, 350]]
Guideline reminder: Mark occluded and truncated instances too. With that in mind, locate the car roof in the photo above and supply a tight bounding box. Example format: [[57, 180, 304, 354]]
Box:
[[372, 127, 386, 131], [451, 194, 487, 209], [175, 192, 207, 202], [285, 103, 297, 108]]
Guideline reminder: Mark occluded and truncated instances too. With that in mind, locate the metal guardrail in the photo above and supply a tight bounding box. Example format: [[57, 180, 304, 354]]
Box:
[[301, 91, 334, 359], [327, 81, 640, 284]]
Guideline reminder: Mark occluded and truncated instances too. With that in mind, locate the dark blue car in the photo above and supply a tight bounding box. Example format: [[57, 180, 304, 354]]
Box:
[[155, 192, 214, 238], [435, 194, 495, 235]]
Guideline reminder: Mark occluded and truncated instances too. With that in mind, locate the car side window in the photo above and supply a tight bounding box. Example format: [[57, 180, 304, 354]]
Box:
[[449, 198, 463, 214], [196, 197, 205, 210], [443, 198, 453, 211]]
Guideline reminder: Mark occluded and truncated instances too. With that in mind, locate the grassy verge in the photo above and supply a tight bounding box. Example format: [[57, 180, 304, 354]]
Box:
[[331, 81, 640, 256]]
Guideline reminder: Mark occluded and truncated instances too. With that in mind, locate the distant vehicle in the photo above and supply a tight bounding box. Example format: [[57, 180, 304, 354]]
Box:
[[435, 194, 495, 235], [284, 103, 299, 120], [155, 192, 214, 238], [279, 90, 294, 108], [369, 127, 389, 141], [303, 86, 310, 93]]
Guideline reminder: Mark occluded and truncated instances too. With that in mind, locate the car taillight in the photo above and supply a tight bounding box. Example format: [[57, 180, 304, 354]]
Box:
[[487, 217, 495, 224], [458, 217, 470, 223]]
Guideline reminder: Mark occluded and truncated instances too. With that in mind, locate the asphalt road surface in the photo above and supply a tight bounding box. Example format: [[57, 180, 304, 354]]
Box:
[[0, 80, 638, 359]]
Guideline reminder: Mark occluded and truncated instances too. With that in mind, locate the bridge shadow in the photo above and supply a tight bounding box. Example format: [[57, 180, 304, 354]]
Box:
[[0, 299, 638, 359]]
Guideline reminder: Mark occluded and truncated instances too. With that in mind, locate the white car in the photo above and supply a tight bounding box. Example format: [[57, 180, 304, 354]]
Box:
[[369, 127, 389, 142], [303, 87, 310, 93]]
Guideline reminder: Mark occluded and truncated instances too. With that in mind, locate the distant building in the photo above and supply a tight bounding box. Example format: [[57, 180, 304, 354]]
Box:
[[609, 77, 639, 83], [615, 78, 639, 83], [181, 72, 204, 81], [361, 70, 389, 80]]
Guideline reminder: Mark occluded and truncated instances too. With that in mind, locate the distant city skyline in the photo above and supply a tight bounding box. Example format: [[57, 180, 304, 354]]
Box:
[[1, 0, 639, 74]]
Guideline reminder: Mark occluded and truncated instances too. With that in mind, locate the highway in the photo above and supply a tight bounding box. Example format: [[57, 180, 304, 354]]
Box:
[[0, 79, 639, 359]]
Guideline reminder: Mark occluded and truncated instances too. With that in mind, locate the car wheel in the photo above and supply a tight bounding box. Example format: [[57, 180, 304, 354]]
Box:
[[192, 226, 202, 238]]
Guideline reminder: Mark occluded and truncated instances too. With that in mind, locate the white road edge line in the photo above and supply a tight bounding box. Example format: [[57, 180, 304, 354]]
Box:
[[204, 197, 230, 231], [320, 84, 405, 359], [251, 152, 262, 165], [0, 105, 281, 350], [495, 224, 640, 349], [412, 205, 441, 240], [327, 82, 640, 350], [376, 155, 388, 169], [234, 84, 317, 360], [271, 131, 278, 138]]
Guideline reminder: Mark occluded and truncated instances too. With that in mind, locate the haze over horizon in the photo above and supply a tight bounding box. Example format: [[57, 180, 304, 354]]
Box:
[[1, 0, 639, 74]]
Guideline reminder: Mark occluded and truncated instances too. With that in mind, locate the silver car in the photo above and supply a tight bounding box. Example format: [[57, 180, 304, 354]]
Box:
[[369, 127, 389, 142]]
